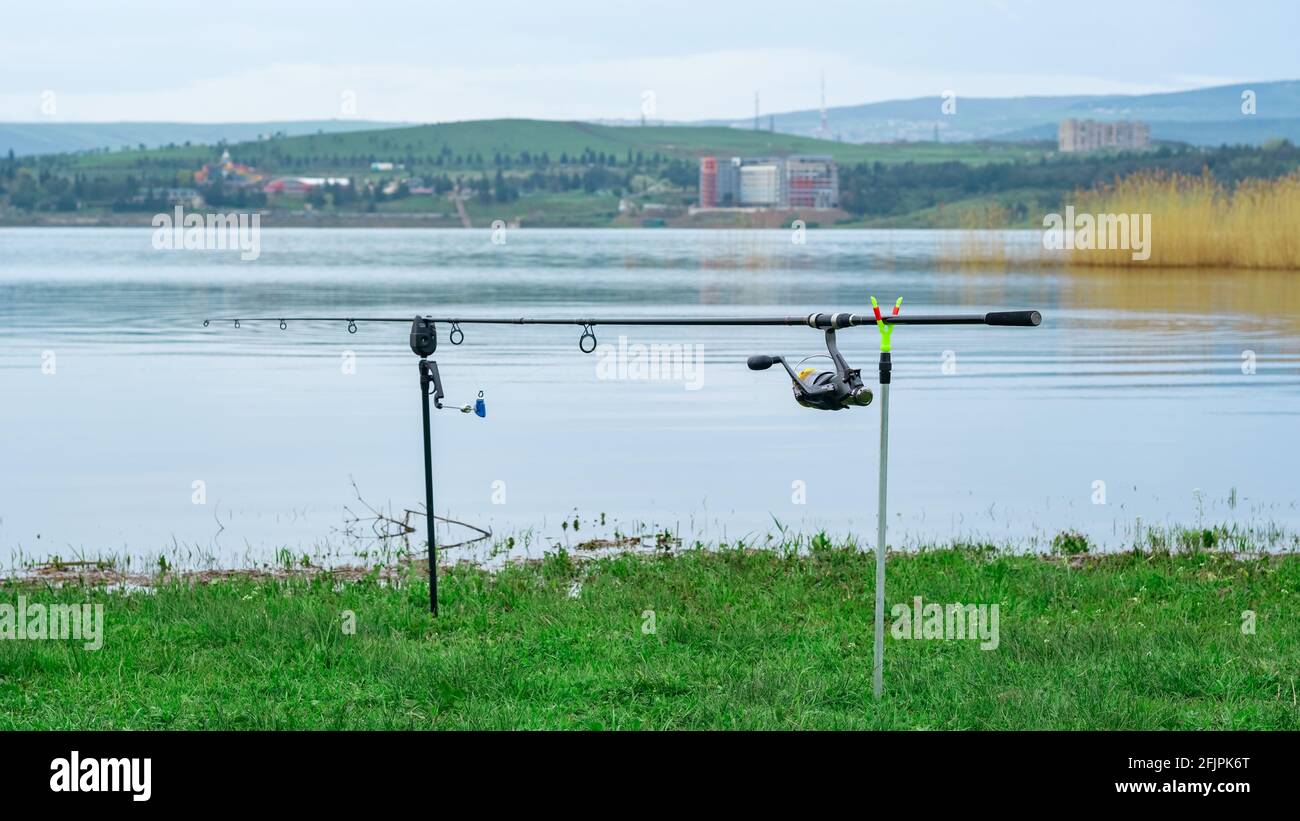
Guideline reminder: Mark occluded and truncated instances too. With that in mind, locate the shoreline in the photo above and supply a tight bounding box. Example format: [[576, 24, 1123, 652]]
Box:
[[0, 209, 949, 230], [8, 535, 1295, 590]]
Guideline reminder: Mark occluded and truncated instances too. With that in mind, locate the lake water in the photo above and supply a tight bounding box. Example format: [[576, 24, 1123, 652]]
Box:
[[2, 227, 1298, 569]]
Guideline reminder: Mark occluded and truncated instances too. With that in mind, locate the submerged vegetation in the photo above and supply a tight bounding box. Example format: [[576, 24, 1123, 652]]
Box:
[[3, 532, 1297, 730]]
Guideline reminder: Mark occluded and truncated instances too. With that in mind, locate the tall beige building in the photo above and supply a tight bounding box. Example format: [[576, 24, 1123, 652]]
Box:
[[1058, 119, 1151, 153]]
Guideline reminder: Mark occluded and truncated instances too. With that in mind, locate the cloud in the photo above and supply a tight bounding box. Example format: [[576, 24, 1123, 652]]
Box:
[[0, 50, 1231, 123]]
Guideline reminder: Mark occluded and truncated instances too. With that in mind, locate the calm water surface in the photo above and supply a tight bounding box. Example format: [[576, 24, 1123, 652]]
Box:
[[2, 228, 1298, 568]]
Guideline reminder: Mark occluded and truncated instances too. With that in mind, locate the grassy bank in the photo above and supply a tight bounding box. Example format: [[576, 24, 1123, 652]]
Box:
[[2, 545, 1297, 729]]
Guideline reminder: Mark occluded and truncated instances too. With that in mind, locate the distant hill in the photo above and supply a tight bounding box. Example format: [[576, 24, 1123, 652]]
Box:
[[10, 80, 1296, 159], [0, 120, 408, 157], [38, 119, 1048, 176], [227, 120, 1043, 166], [693, 80, 1300, 147]]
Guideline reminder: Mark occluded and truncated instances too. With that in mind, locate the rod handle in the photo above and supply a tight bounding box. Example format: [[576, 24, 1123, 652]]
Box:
[[984, 310, 1042, 327]]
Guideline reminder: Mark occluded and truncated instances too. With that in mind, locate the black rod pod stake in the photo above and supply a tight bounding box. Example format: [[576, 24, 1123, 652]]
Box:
[[418, 358, 439, 616], [412, 317, 440, 615], [409, 316, 487, 615]]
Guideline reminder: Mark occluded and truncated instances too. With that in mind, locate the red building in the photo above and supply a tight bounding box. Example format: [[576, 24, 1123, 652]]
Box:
[[263, 177, 315, 195], [263, 176, 351, 196], [785, 155, 839, 209], [698, 156, 718, 208]]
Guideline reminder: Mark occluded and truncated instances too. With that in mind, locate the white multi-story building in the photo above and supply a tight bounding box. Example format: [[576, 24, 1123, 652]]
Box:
[[738, 164, 781, 206], [1058, 119, 1151, 153]]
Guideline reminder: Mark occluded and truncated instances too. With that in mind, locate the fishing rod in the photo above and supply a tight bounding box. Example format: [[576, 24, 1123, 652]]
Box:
[[205, 310, 1040, 334], [205, 313, 1040, 325], [205, 302, 1042, 699]]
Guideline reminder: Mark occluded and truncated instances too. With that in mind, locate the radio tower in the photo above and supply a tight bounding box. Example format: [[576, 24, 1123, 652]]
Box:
[[819, 71, 829, 139]]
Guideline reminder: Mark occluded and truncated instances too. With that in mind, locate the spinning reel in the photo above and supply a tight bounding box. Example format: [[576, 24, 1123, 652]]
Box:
[[748, 328, 873, 411]]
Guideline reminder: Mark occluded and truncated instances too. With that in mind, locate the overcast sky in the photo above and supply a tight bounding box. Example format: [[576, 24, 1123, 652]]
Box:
[[1, 0, 1296, 122]]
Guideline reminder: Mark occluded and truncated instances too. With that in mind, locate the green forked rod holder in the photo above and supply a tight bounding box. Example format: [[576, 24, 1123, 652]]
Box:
[[870, 296, 901, 699]]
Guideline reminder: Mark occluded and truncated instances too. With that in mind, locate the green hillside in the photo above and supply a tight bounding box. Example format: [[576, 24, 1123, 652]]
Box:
[[32, 119, 1045, 179]]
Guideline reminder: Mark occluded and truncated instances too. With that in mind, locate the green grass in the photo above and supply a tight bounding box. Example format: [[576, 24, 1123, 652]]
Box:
[[838, 187, 1065, 228], [462, 191, 622, 226], [3, 542, 1296, 730]]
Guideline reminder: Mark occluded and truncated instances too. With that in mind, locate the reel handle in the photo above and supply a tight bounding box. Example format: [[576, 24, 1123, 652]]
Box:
[[984, 310, 1042, 327], [747, 355, 780, 371]]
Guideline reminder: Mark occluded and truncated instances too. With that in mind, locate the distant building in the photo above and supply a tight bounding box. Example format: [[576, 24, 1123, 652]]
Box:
[[698, 156, 719, 208], [717, 158, 740, 205], [698, 154, 838, 209], [133, 187, 203, 207], [1058, 119, 1151, 153], [264, 176, 351, 195], [739, 163, 781, 206], [786, 155, 839, 209], [263, 177, 314, 196], [194, 149, 265, 188]]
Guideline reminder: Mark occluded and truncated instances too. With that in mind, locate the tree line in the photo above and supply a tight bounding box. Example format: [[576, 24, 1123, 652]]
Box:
[[837, 141, 1300, 218]]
